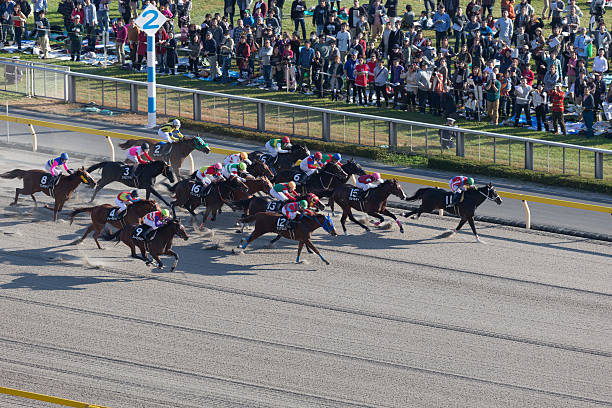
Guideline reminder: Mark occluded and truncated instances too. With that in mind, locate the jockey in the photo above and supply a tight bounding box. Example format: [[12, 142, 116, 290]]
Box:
[[355, 173, 382, 190], [265, 136, 291, 157], [45, 153, 70, 177], [223, 151, 252, 166], [221, 162, 248, 181], [449, 176, 474, 203], [195, 162, 224, 186], [126, 143, 153, 166], [270, 181, 299, 201], [114, 190, 139, 215], [158, 119, 184, 143], [281, 199, 312, 226], [321, 153, 342, 165], [143, 209, 170, 231], [299, 152, 323, 176]]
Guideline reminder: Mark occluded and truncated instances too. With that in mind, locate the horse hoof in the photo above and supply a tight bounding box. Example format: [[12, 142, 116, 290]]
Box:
[[365, 228, 371, 232], [476, 236, 486, 244], [400, 229, 405, 234], [324, 260, 330, 265]]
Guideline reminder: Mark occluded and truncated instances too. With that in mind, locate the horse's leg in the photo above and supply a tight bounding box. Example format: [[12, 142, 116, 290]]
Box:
[[367, 211, 385, 226], [238, 228, 266, 249], [30, 194, 37, 207], [153, 254, 164, 269], [11, 188, 22, 206], [90, 180, 108, 202], [269, 234, 282, 245], [346, 207, 370, 232], [140, 245, 151, 264], [92, 227, 104, 250], [380, 209, 404, 233], [340, 210, 349, 234], [210, 208, 218, 222], [402, 209, 418, 218], [73, 224, 95, 245], [170, 201, 177, 219], [305, 239, 330, 265], [147, 186, 171, 207], [466, 217, 482, 242], [166, 249, 179, 271], [199, 207, 211, 230], [296, 241, 305, 263]]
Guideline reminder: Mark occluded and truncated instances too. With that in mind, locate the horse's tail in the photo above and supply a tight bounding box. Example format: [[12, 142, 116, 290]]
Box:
[[86, 162, 108, 173], [68, 207, 95, 224], [118, 139, 139, 149], [404, 188, 429, 202], [231, 198, 252, 210], [240, 213, 257, 224], [0, 169, 27, 179]]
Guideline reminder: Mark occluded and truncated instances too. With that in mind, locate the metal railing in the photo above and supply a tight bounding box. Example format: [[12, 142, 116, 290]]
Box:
[[0, 59, 610, 180]]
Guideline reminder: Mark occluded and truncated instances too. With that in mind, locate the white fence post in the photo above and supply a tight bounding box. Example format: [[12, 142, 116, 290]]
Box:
[[522, 200, 531, 229], [28, 124, 37, 151], [106, 136, 115, 161]]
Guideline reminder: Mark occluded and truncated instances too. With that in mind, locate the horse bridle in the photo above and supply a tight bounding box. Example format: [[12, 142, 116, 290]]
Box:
[[318, 167, 348, 190], [477, 186, 500, 201]]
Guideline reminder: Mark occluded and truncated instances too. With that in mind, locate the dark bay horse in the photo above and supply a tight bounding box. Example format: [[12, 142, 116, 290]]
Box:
[[167, 176, 249, 228], [1, 167, 96, 221], [119, 136, 210, 178], [68, 199, 160, 249], [231, 176, 273, 201], [275, 158, 366, 185], [119, 218, 189, 271], [86, 160, 175, 206], [272, 161, 349, 198], [403, 184, 503, 241], [247, 158, 275, 179], [238, 212, 337, 264], [248, 144, 310, 173], [330, 179, 407, 234]]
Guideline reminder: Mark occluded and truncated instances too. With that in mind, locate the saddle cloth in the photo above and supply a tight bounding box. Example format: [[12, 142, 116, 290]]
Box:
[[131, 224, 156, 241], [39, 173, 58, 189], [349, 188, 370, 202], [189, 182, 212, 198], [445, 191, 464, 207], [106, 207, 125, 222], [275, 217, 290, 231], [290, 172, 307, 184], [121, 165, 136, 180], [152, 142, 172, 157], [264, 200, 284, 212]]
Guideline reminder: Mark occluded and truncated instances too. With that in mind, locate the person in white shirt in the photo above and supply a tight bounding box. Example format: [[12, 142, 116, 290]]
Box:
[[592, 47, 609, 74], [336, 23, 351, 62]]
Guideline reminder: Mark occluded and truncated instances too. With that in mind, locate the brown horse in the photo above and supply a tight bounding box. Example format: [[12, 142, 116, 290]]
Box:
[[118, 136, 210, 178], [402, 184, 503, 242], [231, 176, 273, 201], [330, 179, 407, 234], [247, 159, 275, 179], [68, 199, 160, 249], [119, 218, 189, 271], [167, 176, 249, 228], [1, 167, 96, 221], [237, 211, 337, 264]]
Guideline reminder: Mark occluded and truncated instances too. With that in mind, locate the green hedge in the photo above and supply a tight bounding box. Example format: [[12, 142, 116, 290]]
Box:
[[182, 119, 612, 195]]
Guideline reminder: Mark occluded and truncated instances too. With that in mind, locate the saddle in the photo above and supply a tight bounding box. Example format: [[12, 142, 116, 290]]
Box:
[[189, 181, 213, 198], [131, 224, 156, 242], [106, 207, 126, 222], [152, 142, 172, 157], [264, 200, 284, 212]]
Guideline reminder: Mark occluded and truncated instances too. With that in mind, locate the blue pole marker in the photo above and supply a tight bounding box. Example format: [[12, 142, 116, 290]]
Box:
[[146, 35, 156, 128]]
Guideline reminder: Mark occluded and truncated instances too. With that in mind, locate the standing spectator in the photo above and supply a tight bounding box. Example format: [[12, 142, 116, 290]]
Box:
[[290, 0, 306, 39], [188, 33, 201, 77], [485, 75, 501, 125], [482, 0, 495, 18], [550, 83, 566, 135], [155, 25, 169, 74], [390, 58, 405, 108], [532, 83, 549, 131], [416, 61, 432, 113], [453, 7, 468, 53], [573, 27, 590, 67], [494, 9, 513, 45], [259, 38, 273, 88], [373, 59, 389, 107], [543, 64, 559, 92], [430, 67, 445, 115], [582, 86, 595, 138], [127, 18, 139, 66], [31, 0, 45, 22], [252, 0, 266, 19], [35, 10, 49, 58], [312, 0, 329, 37], [98, 0, 110, 37], [69, 15, 83, 61], [134, 29, 147, 70], [328, 54, 344, 100], [594, 23, 611, 59], [348, 0, 366, 38], [388, 19, 404, 50], [368, 0, 385, 40], [57, 0, 74, 31], [344, 51, 357, 103], [336, 23, 350, 61], [354, 56, 369, 105], [1, 0, 15, 45], [592, 48, 608, 75], [166, 36, 178, 74], [12, 2, 26, 49], [219, 30, 234, 82], [115, 17, 127, 65], [224, 0, 236, 25], [433, 5, 450, 50], [83, 0, 97, 52], [202, 31, 218, 79], [385, 0, 397, 23], [513, 77, 532, 126], [297, 39, 314, 91], [16, 0, 29, 39]]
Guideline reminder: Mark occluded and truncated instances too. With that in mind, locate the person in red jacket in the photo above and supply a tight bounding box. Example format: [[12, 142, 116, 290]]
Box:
[[550, 83, 566, 136], [354, 56, 369, 105], [366, 55, 377, 104], [135, 30, 148, 71]]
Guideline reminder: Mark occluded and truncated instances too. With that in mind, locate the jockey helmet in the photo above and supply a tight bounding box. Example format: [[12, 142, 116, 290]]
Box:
[[288, 181, 296, 190], [281, 136, 290, 144], [332, 153, 341, 161], [314, 152, 322, 160], [213, 162, 222, 170], [299, 200, 308, 209], [60, 152, 69, 161], [466, 177, 475, 186], [141, 142, 150, 150], [372, 172, 381, 180], [239, 152, 248, 160], [172, 119, 181, 128], [238, 162, 247, 171], [131, 190, 139, 198], [160, 209, 170, 218]]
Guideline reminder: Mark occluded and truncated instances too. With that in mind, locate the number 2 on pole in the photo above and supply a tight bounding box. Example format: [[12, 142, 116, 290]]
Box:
[[142, 10, 160, 30]]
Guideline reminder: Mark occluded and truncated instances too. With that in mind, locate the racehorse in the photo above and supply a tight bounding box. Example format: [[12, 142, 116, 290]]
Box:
[[118, 136, 210, 178], [248, 144, 310, 173], [166, 176, 249, 228], [247, 158, 275, 179], [402, 183, 503, 241], [231, 176, 273, 201], [119, 218, 189, 271], [234, 194, 326, 218], [68, 199, 160, 249], [237, 212, 337, 264], [1, 167, 96, 221], [330, 179, 407, 234], [86, 160, 175, 206], [275, 158, 366, 185]]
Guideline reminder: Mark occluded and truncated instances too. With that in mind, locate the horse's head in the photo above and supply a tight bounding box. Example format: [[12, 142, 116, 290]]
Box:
[[138, 199, 160, 212], [75, 167, 97, 188], [387, 179, 407, 200], [484, 182, 503, 205], [259, 176, 274, 191], [323, 161, 348, 180], [291, 144, 310, 158], [318, 213, 337, 236], [250, 159, 275, 179], [192, 135, 211, 154], [169, 218, 189, 240], [343, 159, 366, 176], [228, 175, 250, 193], [162, 162, 176, 183]]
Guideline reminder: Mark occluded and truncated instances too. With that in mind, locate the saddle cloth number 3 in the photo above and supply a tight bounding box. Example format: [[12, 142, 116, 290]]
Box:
[[123, 167, 131, 176]]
